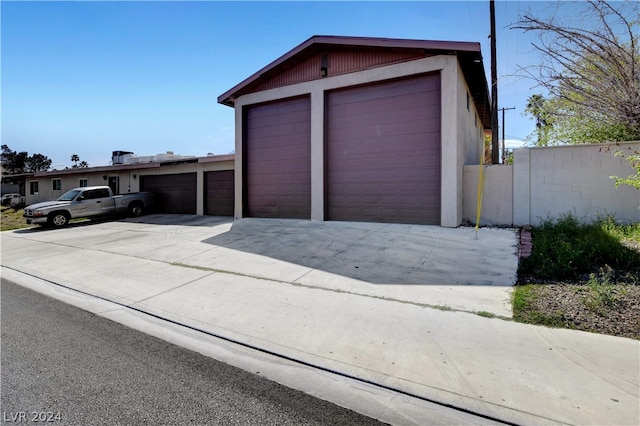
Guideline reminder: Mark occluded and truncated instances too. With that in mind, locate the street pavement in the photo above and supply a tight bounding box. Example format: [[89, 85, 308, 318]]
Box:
[[2, 279, 383, 425], [1, 215, 638, 425]]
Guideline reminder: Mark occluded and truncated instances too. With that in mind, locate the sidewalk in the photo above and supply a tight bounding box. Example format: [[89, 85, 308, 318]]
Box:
[[1, 216, 638, 425]]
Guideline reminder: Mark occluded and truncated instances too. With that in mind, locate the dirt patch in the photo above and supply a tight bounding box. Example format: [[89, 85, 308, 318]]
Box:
[[515, 282, 640, 340], [515, 219, 640, 340]]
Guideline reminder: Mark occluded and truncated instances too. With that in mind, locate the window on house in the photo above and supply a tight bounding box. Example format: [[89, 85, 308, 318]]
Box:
[[52, 179, 62, 191], [79, 178, 88, 187], [30, 181, 39, 195]]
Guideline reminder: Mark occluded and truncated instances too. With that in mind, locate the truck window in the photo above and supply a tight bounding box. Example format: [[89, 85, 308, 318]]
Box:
[[96, 189, 111, 198], [57, 189, 81, 201]]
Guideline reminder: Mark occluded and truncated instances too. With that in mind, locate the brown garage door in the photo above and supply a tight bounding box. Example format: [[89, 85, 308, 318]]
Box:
[[140, 173, 196, 214], [326, 73, 441, 225], [204, 170, 234, 216], [244, 96, 311, 218]]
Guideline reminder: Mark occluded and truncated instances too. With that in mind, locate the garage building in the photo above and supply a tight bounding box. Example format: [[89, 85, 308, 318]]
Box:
[[219, 36, 491, 227]]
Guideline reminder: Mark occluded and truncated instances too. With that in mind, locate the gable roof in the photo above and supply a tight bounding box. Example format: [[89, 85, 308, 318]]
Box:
[[218, 35, 491, 129]]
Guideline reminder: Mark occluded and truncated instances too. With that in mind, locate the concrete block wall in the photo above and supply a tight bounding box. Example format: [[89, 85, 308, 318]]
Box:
[[464, 142, 640, 227], [523, 143, 640, 225]]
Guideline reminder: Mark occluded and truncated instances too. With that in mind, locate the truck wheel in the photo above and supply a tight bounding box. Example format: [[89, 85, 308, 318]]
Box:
[[48, 212, 70, 228], [128, 202, 144, 217]]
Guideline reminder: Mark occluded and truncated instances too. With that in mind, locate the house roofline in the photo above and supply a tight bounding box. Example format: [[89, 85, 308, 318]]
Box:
[[33, 162, 161, 178], [30, 154, 235, 178], [217, 35, 484, 107]]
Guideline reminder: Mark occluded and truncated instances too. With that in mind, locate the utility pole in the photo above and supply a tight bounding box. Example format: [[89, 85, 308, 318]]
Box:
[[490, 0, 499, 164], [500, 106, 516, 163]]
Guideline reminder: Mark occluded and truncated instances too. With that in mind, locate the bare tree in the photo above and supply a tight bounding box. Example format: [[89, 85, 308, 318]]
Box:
[[512, 1, 640, 135]]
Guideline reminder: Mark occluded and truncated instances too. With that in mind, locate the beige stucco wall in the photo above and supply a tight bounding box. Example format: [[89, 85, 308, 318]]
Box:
[[464, 165, 513, 226], [453, 62, 486, 226], [233, 55, 484, 226], [26, 169, 142, 205]]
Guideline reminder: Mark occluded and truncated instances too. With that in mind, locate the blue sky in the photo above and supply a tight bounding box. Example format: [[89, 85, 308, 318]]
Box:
[[3, 1, 553, 168]]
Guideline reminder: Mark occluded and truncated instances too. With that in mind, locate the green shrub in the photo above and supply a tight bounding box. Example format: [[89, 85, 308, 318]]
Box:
[[518, 214, 640, 280]]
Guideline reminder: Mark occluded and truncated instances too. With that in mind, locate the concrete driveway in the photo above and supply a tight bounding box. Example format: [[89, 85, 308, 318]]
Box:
[[6, 214, 518, 316], [195, 217, 519, 317]]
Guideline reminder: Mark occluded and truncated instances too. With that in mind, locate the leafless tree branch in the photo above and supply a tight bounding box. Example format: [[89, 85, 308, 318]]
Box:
[[511, 0, 640, 131]]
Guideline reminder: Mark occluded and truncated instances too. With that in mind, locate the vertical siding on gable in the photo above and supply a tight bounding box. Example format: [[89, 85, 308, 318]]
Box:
[[252, 49, 426, 93]]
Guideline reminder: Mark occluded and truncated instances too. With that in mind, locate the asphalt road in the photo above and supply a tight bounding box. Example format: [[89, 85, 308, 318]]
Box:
[[1, 279, 383, 425]]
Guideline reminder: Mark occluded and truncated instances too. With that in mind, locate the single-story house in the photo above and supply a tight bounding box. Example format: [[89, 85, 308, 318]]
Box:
[[24, 153, 234, 216], [218, 35, 491, 227]]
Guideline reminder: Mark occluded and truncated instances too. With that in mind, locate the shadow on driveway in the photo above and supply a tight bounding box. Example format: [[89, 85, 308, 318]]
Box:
[[201, 218, 519, 286]]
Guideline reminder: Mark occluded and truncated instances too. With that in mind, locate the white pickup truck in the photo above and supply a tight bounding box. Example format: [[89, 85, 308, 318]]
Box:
[[24, 186, 154, 228]]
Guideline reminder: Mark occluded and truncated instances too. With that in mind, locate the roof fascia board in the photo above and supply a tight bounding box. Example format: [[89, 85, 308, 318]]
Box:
[[198, 154, 235, 163], [312, 35, 481, 52], [33, 162, 161, 178], [218, 36, 317, 106]]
